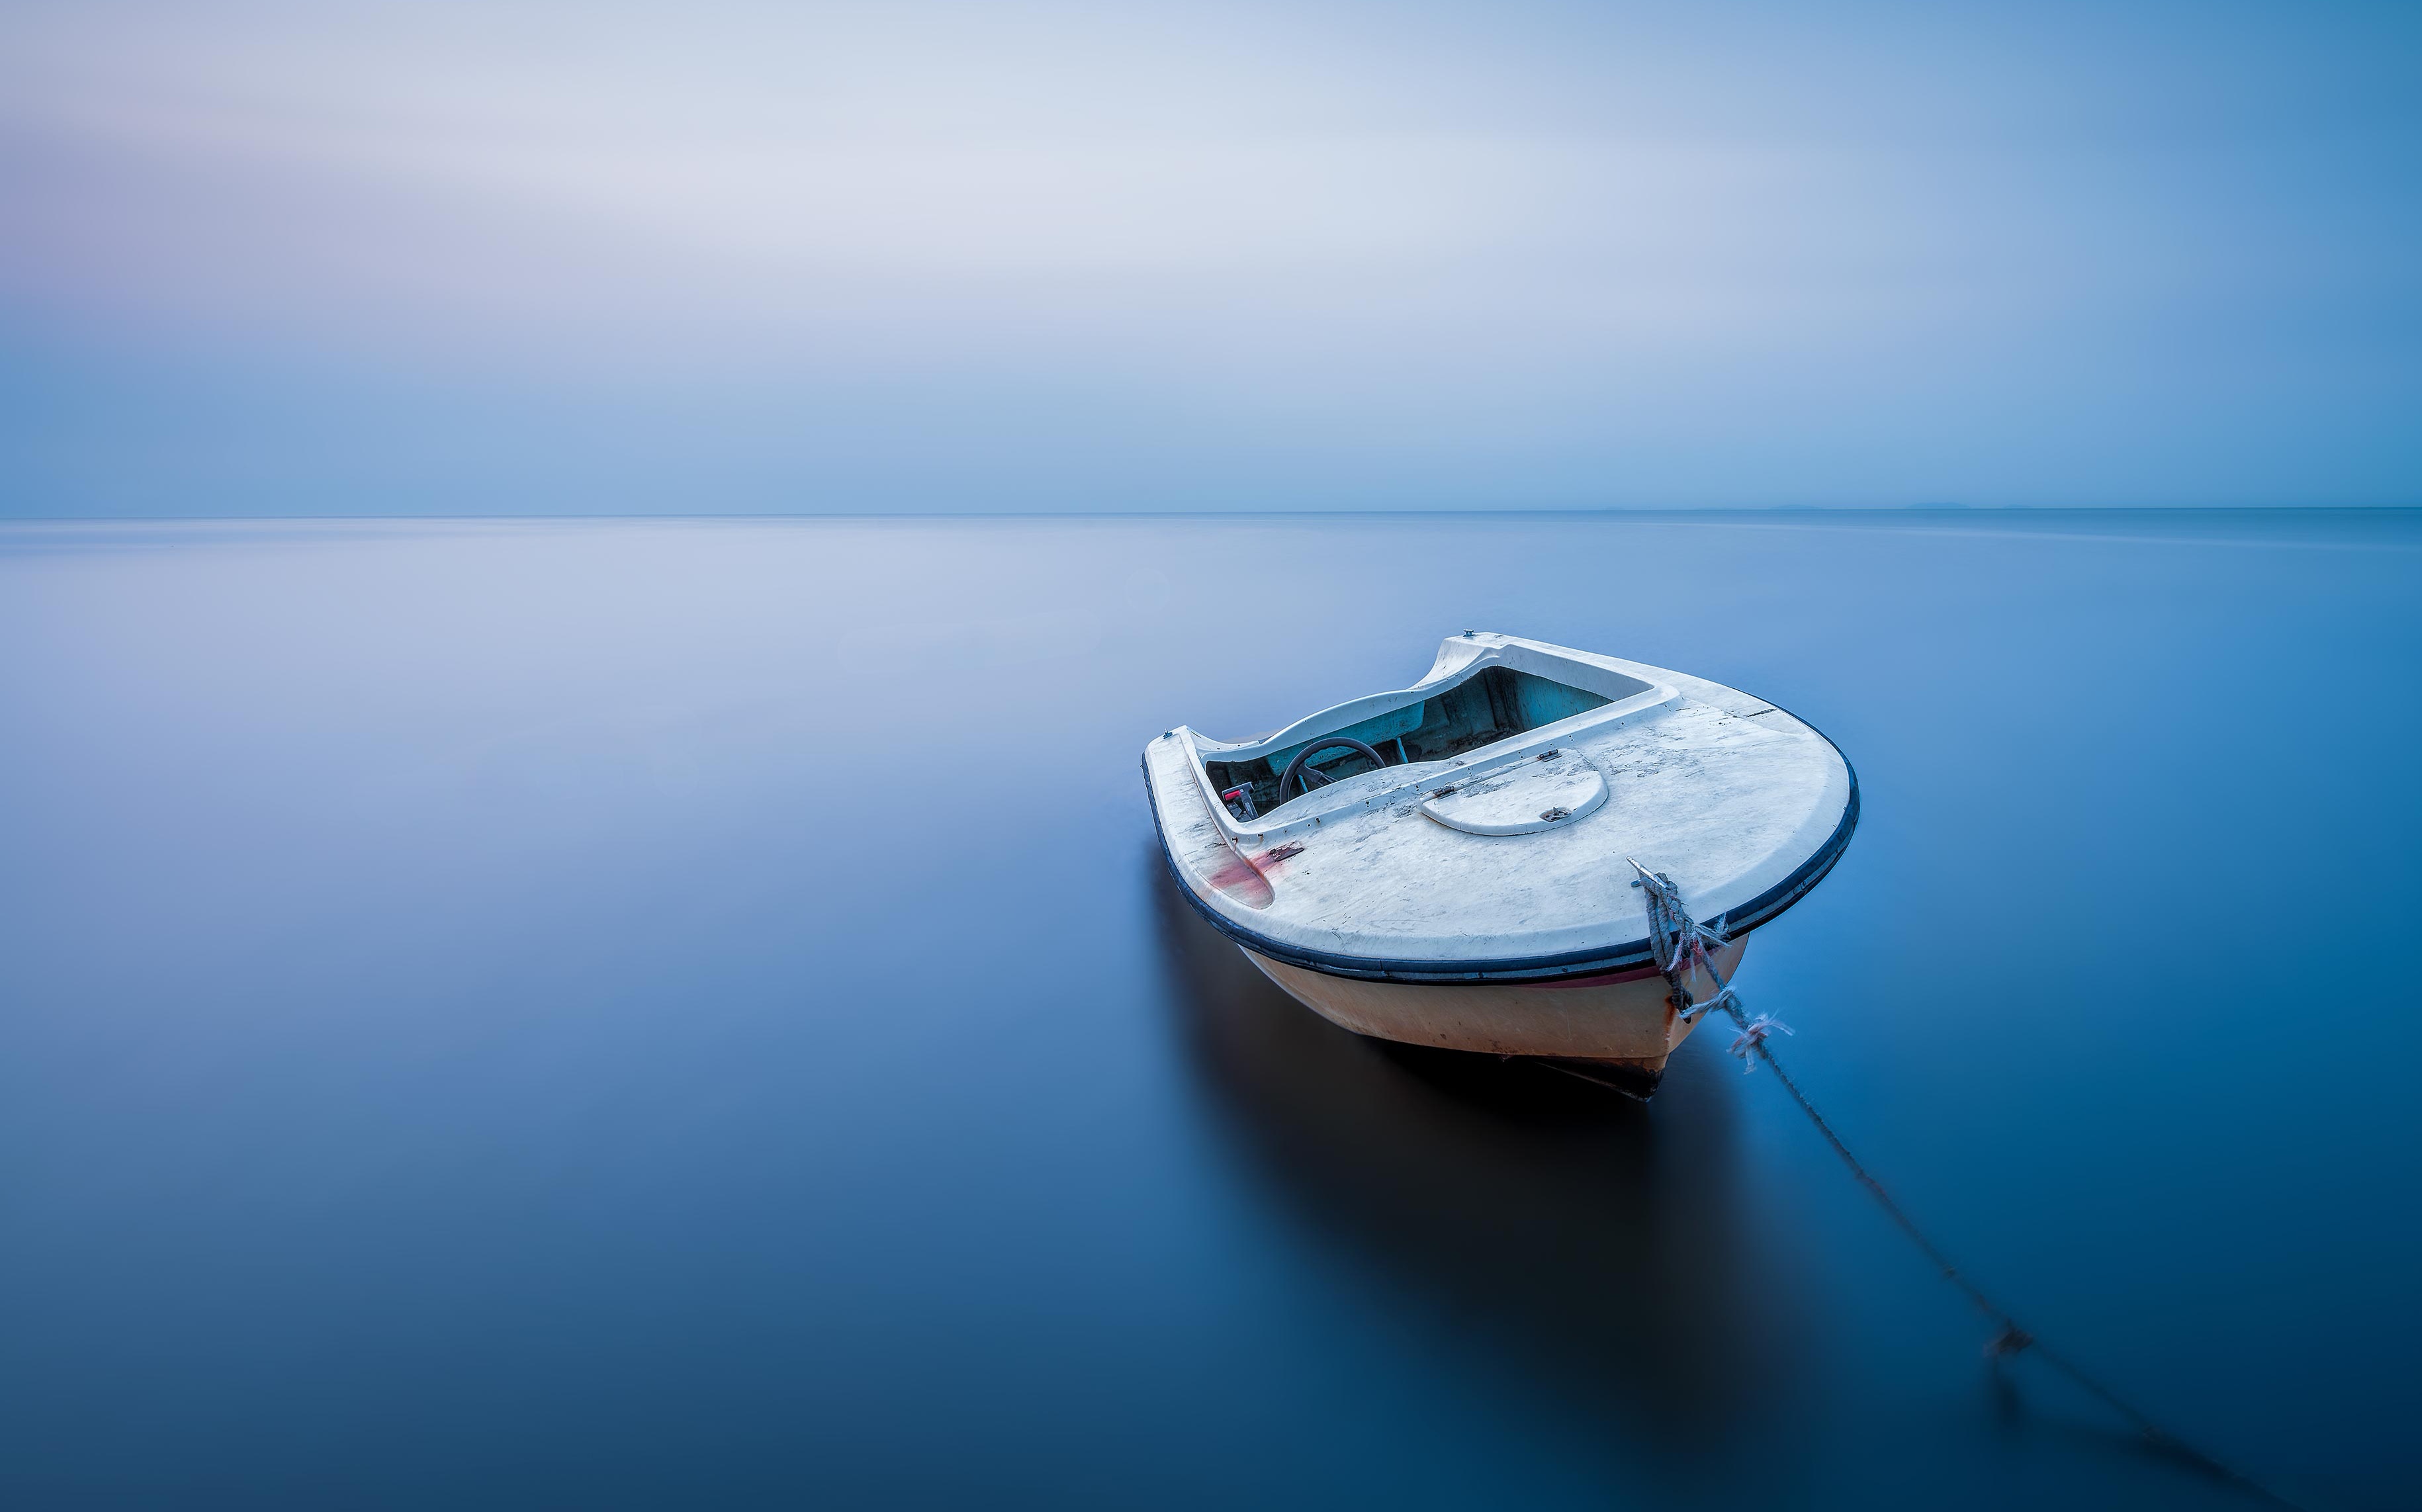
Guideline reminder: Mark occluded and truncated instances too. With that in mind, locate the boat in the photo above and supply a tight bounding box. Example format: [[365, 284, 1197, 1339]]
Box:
[[1143, 631, 1858, 1096]]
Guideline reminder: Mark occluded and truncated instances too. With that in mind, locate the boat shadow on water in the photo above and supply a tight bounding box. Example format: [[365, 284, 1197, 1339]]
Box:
[[1145, 852, 1811, 1472]]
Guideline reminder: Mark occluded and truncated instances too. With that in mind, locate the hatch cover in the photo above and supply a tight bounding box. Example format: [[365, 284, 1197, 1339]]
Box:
[[1419, 758, 1608, 836]]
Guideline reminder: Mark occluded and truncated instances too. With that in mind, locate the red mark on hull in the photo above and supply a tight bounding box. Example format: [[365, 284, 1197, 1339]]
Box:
[[1204, 848, 1276, 909]]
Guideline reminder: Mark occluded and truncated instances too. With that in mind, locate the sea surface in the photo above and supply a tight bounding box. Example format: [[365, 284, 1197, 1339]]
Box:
[[3, 511, 2417, 1509]]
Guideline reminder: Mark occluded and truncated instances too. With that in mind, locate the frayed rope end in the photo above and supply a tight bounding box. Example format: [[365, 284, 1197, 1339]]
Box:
[[1728, 1012, 1793, 1070]]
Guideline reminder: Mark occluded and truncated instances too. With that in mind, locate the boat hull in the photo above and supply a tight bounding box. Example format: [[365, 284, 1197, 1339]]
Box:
[[1239, 937, 1748, 1083]]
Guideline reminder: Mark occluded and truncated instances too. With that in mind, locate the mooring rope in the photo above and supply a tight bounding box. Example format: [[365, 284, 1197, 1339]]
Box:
[[1623, 861, 2304, 1510]]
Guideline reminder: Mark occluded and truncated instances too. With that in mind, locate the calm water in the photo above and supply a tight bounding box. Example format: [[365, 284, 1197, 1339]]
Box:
[[3, 511, 2417, 1509]]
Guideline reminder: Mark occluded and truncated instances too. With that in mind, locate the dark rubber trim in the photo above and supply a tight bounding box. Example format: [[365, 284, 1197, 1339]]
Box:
[[1146, 708, 1860, 986]]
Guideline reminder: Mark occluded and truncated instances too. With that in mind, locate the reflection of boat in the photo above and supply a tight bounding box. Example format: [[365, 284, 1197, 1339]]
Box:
[[1147, 862, 1801, 1456], [1144, 633, 1856, 1095]]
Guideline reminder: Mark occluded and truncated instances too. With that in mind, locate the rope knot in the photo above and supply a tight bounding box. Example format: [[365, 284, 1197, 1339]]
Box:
[[1728, 1012, 1793, 1070], [1691, 985, 1742, 1023], [1628, 859, 1728, 975]]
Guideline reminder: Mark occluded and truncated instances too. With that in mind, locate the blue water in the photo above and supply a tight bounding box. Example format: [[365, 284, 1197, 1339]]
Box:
[[3, 511, 2417, 1509]]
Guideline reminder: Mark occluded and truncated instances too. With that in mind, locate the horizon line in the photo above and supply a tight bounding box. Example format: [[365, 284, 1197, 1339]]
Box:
[[5, 503, 2420, 526]]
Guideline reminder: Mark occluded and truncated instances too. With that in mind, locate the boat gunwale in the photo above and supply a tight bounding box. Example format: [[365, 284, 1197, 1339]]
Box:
[[1146, 716, 1860, 986]]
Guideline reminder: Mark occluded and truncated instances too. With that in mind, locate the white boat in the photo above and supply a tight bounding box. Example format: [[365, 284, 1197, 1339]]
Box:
[[1144, 632, 1857, 1095]]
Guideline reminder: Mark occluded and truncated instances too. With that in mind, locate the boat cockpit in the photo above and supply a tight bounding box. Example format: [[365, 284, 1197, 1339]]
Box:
[[1200, 665, 1632, 823]]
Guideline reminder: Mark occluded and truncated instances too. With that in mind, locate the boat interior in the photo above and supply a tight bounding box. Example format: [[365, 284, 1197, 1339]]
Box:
[[1202, 665, 1619, 822]]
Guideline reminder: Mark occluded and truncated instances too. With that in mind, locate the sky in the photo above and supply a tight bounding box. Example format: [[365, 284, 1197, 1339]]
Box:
[[1, 0, 2415, 515]]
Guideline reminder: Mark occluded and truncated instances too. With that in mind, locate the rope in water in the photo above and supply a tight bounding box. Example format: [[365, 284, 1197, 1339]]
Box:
[[1624, 861, 2303, 1511]]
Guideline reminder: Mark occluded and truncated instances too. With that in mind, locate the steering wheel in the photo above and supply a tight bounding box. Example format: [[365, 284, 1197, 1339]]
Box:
[[1277, 736, 1388, 801]]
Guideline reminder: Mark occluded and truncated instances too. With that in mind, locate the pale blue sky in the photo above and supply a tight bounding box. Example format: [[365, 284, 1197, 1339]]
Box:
[[2, 0, 2415, 514]]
